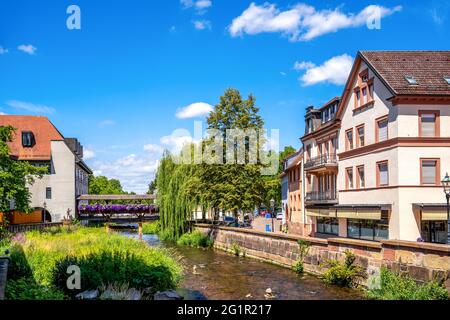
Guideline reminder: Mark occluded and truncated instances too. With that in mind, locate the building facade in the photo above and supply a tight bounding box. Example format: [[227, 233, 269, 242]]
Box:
[[0, 115, 92, 222], [301, 51, 450, 244]]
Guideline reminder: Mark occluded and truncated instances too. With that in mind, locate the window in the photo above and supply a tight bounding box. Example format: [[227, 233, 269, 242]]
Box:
[[421, 159, 439, 185], [346, 129, 354, 151], [405, 75, 418, 85], [316, 217, 339, 235], [357, 166, 365, 189], [377, 161, 389, 186], [419, 111, 439, 137], [46, 187, 52, 200], [376, 116, 388, 142], [346, 167, 354, 189], [421, 221, 447, 244], [347, 216, 389, 241], [22, 131, 35, 147], [356, 125, 365, 147]]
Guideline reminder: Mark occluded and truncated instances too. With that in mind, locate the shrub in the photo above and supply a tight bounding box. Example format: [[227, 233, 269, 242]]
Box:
[[6, 278, 66, 300], [367, 267, 449, 300], [230, 241, 242, 256], [142, 222, 160, 235], [5, 226, 183, 299], [177, 231, 213, 248], [322, 250, 365, 288], [293, 240, 311, 274]]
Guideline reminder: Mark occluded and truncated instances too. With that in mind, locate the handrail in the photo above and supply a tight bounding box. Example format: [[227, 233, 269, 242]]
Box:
[[304, 154, 337, 169]]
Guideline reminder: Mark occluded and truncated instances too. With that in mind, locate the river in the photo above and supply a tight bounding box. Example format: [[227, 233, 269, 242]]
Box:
[[123, 232, 365, 300]]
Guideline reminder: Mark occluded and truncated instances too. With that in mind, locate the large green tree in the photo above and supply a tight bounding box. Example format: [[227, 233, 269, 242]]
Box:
[[88, 175, 125, 194], [0, 126, 47, 215]]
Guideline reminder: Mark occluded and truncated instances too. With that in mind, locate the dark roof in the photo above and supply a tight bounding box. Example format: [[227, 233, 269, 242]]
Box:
[[360, 51, 450, 96]]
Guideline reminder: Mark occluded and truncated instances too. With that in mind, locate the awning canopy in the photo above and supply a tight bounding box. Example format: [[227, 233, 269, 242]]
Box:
[[306, 208, 337, 218], [414, 204, 448, 221], [337, 208, 381, 220]]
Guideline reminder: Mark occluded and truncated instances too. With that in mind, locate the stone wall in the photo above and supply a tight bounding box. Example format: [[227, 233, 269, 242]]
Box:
[[195, 224, 450, 289]]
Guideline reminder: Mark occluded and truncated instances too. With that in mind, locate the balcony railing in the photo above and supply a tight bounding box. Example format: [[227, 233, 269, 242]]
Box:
[[304, 154, 337, 170], [305, 191, 338, 203]]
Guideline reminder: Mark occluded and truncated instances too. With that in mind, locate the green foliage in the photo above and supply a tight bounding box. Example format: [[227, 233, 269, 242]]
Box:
[[88, 175, 125, 195], [293, 240, 311, 274], [5, 227, 182, 299], [322, 250, 365, 288], [230, 241, 242, 257], [6, 278, 66, 300], [176, 231, 213, 248], [367, 267, 449, 300], [0, 125, 47, 215], [142, 221, 160, 235]]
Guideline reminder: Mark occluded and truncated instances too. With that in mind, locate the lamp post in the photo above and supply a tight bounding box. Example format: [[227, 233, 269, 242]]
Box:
[[270, 198, 275, 233], [441, 173, 450, 244]]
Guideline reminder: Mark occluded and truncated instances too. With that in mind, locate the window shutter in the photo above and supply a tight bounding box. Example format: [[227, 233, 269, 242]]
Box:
[[421, 114, 436, 137], [378, 120, 388, 142], [422, 161, 436, 184]]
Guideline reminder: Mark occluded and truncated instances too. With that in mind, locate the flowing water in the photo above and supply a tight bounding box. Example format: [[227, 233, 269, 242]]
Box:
[[123, 232, 365, 300]]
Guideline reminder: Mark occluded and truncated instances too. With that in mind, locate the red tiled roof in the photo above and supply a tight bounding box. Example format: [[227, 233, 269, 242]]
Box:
[[360, 51, 450, 96], [0, 115, 64, 160]]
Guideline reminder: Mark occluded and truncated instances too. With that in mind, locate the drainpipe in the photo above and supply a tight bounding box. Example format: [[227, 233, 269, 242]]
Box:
[[0, 254, 10, 300]]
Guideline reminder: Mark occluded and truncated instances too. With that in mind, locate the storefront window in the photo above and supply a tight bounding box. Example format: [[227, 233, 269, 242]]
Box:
[[317, 217, 339, 235], [347, 218, 389, 241], [421, 221, 447, 244]]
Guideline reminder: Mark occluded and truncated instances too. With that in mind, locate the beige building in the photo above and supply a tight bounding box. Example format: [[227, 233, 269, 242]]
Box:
[[0, 116, 92, 222], [302, 51, 450, 244]]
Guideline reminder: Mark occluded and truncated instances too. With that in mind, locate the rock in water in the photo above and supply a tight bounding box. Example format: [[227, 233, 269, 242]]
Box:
[[154, 290, 184, 300], [75, 289, 99, 300]]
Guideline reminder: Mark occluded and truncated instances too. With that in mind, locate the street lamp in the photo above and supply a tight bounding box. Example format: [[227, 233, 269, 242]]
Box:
[[441, 173, 450, 244], [270, 198, 275, 233]]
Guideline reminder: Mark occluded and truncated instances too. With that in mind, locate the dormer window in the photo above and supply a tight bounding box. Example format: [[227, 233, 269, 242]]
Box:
[[444, 76, 450, 85], [405, 75, 418, 85], [354, 69, 374, 110], [22, 131, 35, 147]]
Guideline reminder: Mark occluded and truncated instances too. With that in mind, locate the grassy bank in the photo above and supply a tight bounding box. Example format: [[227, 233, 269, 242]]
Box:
[[142, 221, 160, 235], [1, 226, 183, 300], [176, 231, 213, 248]]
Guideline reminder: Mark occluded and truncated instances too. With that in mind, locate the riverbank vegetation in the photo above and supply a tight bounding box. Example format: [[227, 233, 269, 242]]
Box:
[[293, 240, 311, 274], [367, 267, 449, 300], [142, 221, 161, 235], [176, 231, 213, 248], [322, 250, 366, 288], [2, 226, 182, 300]]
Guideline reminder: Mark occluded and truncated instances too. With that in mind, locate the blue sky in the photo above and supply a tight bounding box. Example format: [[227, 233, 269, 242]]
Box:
[[0, 0, 449, 192]]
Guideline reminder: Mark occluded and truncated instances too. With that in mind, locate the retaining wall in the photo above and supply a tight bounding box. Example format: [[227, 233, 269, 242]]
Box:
[[195, 224, 450, 289]]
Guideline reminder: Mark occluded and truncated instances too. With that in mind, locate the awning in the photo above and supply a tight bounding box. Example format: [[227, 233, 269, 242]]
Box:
[[306, 208, 337, 218], [422, 210, 448, 221], [336, 208, 381, 220]]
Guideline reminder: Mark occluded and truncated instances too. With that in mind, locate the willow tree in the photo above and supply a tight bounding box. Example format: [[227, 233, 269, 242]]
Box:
[[156, 151, 197, 240]]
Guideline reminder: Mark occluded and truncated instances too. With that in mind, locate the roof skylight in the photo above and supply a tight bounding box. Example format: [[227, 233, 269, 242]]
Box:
[[444, 76, 450, 85], [405, 75, 418, 85]]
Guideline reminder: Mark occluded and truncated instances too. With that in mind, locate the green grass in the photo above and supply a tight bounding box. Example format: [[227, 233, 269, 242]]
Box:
[[4, 226, 183, 300], [367, 267, 449, 300], [176, 231, 213, 248], [142, 221, 160, 235]]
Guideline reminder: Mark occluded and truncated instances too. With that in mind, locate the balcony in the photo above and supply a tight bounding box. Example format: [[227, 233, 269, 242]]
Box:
[[304, 154, 338, 173], [305, 191, 338, 205]]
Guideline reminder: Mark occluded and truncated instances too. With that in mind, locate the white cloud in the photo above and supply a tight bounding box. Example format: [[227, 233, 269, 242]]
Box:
[[176, 102, 213, 119], [280, 71, 287, 76], [0, 47, 8, 55], [6, 100, 55, 114], [83, 148, 96, 160], [229, 3, 401, 41], [160, 129, 194, 154], [293, 60, 315, 70], [193, 20, 212, 30], [181, 0, 212, 14], [17, 44, 37, 55], [297, 54, 354, 86], [143, 143, 164, 154], [91, 154, 160, 193], [99, 119, 116, 127]]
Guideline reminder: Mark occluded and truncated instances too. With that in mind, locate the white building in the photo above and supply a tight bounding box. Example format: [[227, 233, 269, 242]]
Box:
[[0, 115, 92, 222]]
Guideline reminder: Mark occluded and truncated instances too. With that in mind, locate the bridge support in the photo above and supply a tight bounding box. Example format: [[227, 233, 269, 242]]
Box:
[[138, 221, 143, 240]]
